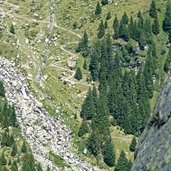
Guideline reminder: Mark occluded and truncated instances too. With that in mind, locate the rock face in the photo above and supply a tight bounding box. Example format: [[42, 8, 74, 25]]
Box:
[[132, 77, 171, 171], [0, 56, 103, 171]]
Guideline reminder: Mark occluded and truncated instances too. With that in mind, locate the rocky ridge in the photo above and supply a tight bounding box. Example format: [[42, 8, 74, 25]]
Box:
[[0, 55, 102, 171], [132, 76, 171, 171]]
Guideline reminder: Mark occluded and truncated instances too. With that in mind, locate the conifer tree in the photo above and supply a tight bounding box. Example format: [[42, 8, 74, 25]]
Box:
[[95, 2, 102, 15], [97, 21, 105, 39], [76, 32, 89, 57], [0, 153, 7, 166], [115, 151, 130, 171], [9, 105, 17, 127], [103, 138, 115, 167], [0, 81, 5, 97], [106, 12, 111, 20], [122, 12, 129, 25], [10, 24, 15, 34], [21, 141, 27, 153], [89, 48, 99, 81], [86, 132, 100, 156], [129, 137, 137, 152], [143, 50, 154, 98], [74, 67, 82, 80], [168, 30, 171, 44], [139, 33, 146, 50], [152, 14, 160, 35], [11, 143, 18, 156], [104, 20, 108, 29], [101, 0, 108, 6], [21, 153, 36, 171], [78, 120, 89, 137], [113, 15, 119, 39], [80, 89, 96, 120], [163, 1, 171, 32], [83, 60, 87, 70], [149, 0, 157, 18], [37, 163, 43, 171], [164, 48, 171, 73], [11, 161, 18, 171]]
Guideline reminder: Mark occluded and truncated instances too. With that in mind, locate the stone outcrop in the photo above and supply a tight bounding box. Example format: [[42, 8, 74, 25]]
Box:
[[0, 56, 102, 171], [132, 76, 171, 171]]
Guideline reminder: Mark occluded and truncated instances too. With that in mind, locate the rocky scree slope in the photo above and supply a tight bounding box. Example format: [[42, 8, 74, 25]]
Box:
[[0, 55, 103, 171], [131, 76, 171, 171]]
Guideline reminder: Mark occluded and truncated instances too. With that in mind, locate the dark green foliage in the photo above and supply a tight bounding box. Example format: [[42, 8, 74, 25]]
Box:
[[89, 48, 99, 81], [143, 50, 154, 98], [87, 132, 100, 156], [164, 48, 171, 73], [9, 105, 17, 127], [10, 25, 15, 34], [11, 143, 18, 156], [80, 89, 96, 120], [74, 67, 82, 80], [21, 142, 27, 153], [95, 2, 102, 15], [101, 0, 108, 6], [152, 14, 160, 35], [21, 153, 36, 171], [103, 138, 115, 167], [168, 29, 171, 44], [115, 151, 130, 171], [78, 120, 89, 137], [11, 161, 18, 171], [1, 130, 14, 147], [0, 81, 5, 97], [97, 21, 105, 39], [149, 0, 157, 18], [163, 1, 171, 32], [119, 21, 129, 42], [106, 12, 111, 20], [0, 153, 7, 166], [129, 137, 137, 152], [122, 12, 129, 25], [113, 15, 119, 39], [139, 33, 146, 50], [37, 163, 43, 171], [83, 60, 87, 70], [76, 32, 89, 57], [104, 20, 108, 29]]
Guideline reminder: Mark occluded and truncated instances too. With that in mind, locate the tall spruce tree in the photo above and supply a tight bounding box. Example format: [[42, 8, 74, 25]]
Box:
[[152, 14, 160, 35], [163, 1, 171, 32], [89, 48, 99, 81], [149, 0, 157, 18], [97, 21, 105, 39], [101, 0, 108, 6], [115, 151, 130, 171], [95, 2, 102, 15], [0, 81, 5, 97], [76, 32, 89, 57], [129, 137, 137, 152], [164, 48, 171, 73], [80, 89, 96, 120], [113, 15, 119, 39], [103, 138, 115, 167], [106, 12, 111, 20], [74, 67, 82, 80]]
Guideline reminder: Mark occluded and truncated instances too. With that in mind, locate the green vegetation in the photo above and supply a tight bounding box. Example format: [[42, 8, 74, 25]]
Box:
[[0, 81, 45, 171], [49, 152, 70, 169]]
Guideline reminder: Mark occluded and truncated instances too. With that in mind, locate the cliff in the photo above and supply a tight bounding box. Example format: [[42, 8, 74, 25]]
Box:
[[132, 76, 171, 171]]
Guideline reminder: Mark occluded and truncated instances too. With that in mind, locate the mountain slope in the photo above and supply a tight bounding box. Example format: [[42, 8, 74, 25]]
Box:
[[131, 75, 171, 171]]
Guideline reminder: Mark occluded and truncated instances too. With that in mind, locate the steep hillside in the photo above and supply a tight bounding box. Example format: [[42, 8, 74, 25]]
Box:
[[1, 0, 171, 170], [131, 75, 171, 171]]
